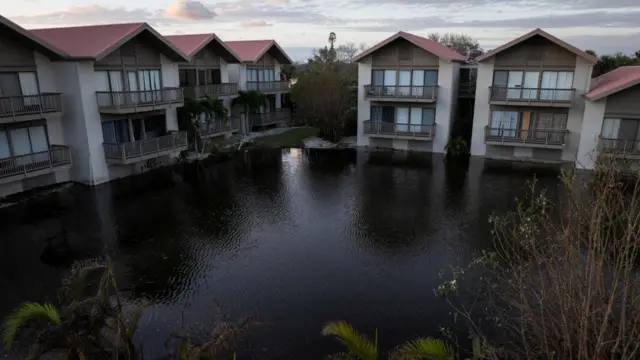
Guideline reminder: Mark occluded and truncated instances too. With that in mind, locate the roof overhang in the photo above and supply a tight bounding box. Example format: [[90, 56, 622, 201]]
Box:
[[476, 28, 597, 64], [191, 35, 243, 63], [585, 79, 640, 101], [248, 41, 293, 65], [0, 15, 69, 60], [95, 24, 189, 62]]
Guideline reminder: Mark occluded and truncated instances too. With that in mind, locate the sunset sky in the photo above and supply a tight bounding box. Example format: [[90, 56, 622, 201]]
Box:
[[5, 0, 640, 61]]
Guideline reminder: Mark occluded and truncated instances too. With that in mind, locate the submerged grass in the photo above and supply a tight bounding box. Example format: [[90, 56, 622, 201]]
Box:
[[251, 126, 319, 148]]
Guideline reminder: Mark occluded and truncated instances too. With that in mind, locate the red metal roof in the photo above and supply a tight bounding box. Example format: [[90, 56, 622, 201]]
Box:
[[353, 31, 467, 63], [225, 40, 292, 64], [165, 33, 242, 63], [30, 22, 189, 61], [0, 15, 68, 59], [585, 66, 640, 101]]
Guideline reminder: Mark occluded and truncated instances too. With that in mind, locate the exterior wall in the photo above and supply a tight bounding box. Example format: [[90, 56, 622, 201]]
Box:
[[34, 52, 57, 93], [449, 62, 461, 138], [433, 59, 456, 153], [95, 36, 162, 68], [604, 85, 640, 118], [371, 39, 439, 67], [52, 61, 109, 185], [357, 60, 372, 147], [220, 58, 230, 83], [576, 98, 607, 169], [275, 60, 282, 108], [563, 56, 593, 161], [470, 58, 494, 156], [250, 52, 275, 67], [160, 54, 179, 88], [0, 33, 36, 68], [227, 63, 247, 90], [493, 36, 577, 69]]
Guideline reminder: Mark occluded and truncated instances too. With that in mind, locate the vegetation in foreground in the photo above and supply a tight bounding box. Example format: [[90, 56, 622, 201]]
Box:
[[438, 157, 640, 359]]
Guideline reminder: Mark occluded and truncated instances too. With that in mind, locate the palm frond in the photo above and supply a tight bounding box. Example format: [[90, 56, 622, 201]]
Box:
[[59, 259, 107, 303], [322, 321, 378, 360], [2, 302, 61, 350], [232, 90, 267, 111], [395, 338, 455, 360]]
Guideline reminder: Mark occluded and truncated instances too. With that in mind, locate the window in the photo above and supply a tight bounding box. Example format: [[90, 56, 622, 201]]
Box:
[[540, 72, 574, 100], [490, 111, 568, 140], [493, 70, 574, 101], [0, 72, 40, 110], [0, 124, 50, 165], [102, 119, 131, 144], [490, 111, 519, 137], [371, 69, 437, 97], [370, 106, 394, 123]]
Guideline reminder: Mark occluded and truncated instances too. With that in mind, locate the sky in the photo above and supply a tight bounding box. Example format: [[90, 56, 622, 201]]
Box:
[[5, 0, 640, 61]]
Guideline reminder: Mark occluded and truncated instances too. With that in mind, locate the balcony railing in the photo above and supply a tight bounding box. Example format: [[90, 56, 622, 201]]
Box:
[[598, 138, 640, 157], [246, 81, 290, 92], [363, 120, 435, 139], [96, 88, 183, 112], [364, 85, 438, 102], [485, 126, 569, 147], [182, 83, 238, 99], [249, 108, 291, 127], [103, 132, 188, 163], [0, 145, 70, 179], [197, 118, 240, 137], [489, 86, 575, 106], [0, 93, 63, 120]]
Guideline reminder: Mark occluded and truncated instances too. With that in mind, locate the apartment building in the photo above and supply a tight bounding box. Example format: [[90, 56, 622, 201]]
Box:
[[470, 29, 597, 163], [576, 66, 640, 169], [225, 40, 293, 128], [30, 22, 190, 186], [165, 34, 243, 138], [0, 15, 72, 198], [354, 31, 466, 153]]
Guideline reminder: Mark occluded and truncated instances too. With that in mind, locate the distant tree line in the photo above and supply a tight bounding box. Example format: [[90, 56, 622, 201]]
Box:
[[585, 49, 640, 77]]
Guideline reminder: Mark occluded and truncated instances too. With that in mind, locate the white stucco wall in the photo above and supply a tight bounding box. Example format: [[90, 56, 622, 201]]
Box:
[[432, 59, 456, 153], [160, 54, 179, 88], [166, 109, 179, 131], [563, 57, 594, 162], [356, 60, 372, 147], [576, 98, 607, 170], [46, 115, 66, 146], [34, 51, 58, 93], [227, 64, 247, 90], [449, 62, 461, 137], [220, 58, 230, 83], [53, 61, 109, 185], [470, 59, 494, 156]]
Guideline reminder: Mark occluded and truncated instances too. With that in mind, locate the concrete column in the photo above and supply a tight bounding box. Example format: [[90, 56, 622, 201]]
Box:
[[433, 59, 455, 154], [576, 98, 607, 170], [470, 59, 494, 157], [563, 57, 594, 162], [357, 60, 372, 147]]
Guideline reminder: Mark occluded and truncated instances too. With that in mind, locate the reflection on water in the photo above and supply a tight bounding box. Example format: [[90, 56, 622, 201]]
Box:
[[0, 149, 564, 359]]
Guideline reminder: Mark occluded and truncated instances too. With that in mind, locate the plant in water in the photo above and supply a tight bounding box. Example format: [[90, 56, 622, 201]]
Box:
[[322, 321, 483, 360], [438, 156, 640, 359], [1, 258, 147, 360], [445, 137, 469, 158], [182, 95, 229, 158], [231, 90, 267, 135]]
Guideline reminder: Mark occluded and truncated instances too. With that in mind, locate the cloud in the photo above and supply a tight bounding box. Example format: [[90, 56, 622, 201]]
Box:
[[213, 0, 338, 24], [165, 0, 216, 20], [565, 32, 640, 55], [349, 0, 640, 9], [10, 5, 159, 26], [265, 0, 291, 4], [241, 20, 273, 27]]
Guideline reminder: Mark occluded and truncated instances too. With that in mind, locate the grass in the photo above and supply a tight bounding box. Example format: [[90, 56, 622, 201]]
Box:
[[251, 126, 319, 148]]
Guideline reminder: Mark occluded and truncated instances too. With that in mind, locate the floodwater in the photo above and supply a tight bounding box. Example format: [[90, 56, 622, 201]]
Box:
[[0, 149, 565, 359]]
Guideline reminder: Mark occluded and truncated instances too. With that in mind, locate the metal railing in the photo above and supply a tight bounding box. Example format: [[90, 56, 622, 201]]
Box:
[[246, 81, 290, 92], [249, 108, 291, 127], [197, 118, 240, 137], [598, 138, 640, 156], [182, 83, 239, 99], [363, 120, 435, 139], [364, 85, 438, 101], [485, 126, 568, 146], [103, 132, 188, 162], [0, 93, 63, 119], [489, 86, 575, 104], [0, 145, 70, 179], [96, 88, 184, 110]]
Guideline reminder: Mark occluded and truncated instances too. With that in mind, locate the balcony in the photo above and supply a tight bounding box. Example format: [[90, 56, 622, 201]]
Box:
[[0, 145, 71, 184], [598, 138, 640, 159], [246, 81, 290, 93], [96, 88, 184, 114], [363, 120, 435, 140], [103, 132, 188, 165], [0, 94, 63, 123], [182, 83, 238, 99], [198, 118, 240, 138], [364, 85, 438, 103], [249, 108, 291, 127], [489, 87, 575, 107], [484, 126, 569, 149]]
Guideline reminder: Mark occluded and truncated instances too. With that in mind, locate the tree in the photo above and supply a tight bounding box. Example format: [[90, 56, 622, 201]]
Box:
[[591, 51, 640, 77], [291, 65, 352, 141], [427, 33, 484, 60], [182, 95, 228, 157], [231, 90, 267, 135], [335, 43, 359, 63], [322, 321, 484, 359]]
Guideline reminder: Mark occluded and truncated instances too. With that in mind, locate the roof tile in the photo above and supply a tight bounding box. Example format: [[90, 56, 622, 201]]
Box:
[[585, 66, 640, 101], [225, 40, 273, 62]]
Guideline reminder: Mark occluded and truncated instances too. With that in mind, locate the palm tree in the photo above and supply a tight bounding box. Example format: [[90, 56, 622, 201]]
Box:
[[182, 95, 228, 157], [322, 321, 483, 360], [231, 90, 267, 135]]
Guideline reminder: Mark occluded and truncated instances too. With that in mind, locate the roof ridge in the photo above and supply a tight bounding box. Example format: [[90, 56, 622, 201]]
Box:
[[29, 22, 145, 31]]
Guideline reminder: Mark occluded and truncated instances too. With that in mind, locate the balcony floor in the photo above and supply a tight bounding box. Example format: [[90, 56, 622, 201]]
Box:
[[0, 162, 71, 185], [0, 110, 63, 124], [365, 96, 436, 103], [366, 132, 434, 141], [485, 139, 565, 149], [99, 102, 183, 115], [489, 100, 572, 108]]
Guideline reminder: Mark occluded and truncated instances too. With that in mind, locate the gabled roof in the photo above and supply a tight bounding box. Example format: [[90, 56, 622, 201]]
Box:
[[584, 66, 640, 101], [476, 28, 597, 64], [30, 23, 189, 62], [225, 40, 293, 65], [165, 34, 242, 63], [353, 31, 467, 63], [1, 15, 69, 60]]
